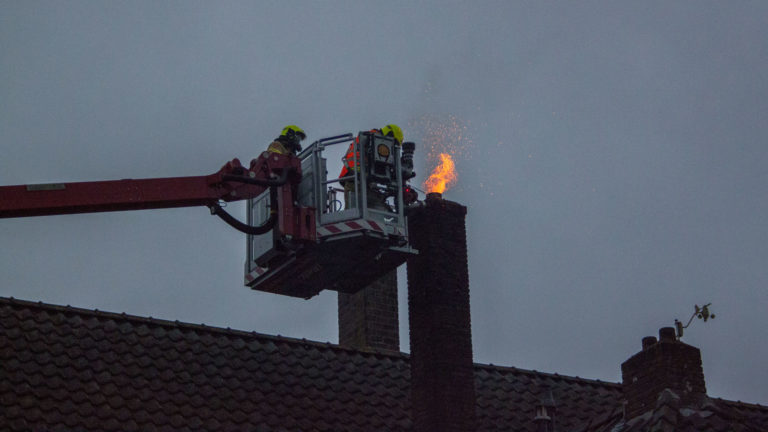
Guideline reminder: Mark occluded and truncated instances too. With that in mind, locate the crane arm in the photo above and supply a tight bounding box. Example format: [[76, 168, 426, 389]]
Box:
[[0, 152, 301, 219]]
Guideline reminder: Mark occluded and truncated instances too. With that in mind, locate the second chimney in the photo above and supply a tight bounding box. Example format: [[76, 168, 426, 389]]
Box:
[[337, 269, 400, 352], [621, 327, 707, 419]]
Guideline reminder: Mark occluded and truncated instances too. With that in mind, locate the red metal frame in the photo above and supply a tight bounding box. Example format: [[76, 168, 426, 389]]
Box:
[[0, 152, 301, 219]]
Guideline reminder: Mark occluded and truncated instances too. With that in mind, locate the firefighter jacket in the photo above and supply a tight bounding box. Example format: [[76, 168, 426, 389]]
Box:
[[339, 129, 380, 180], [267, 139, 292, 155]]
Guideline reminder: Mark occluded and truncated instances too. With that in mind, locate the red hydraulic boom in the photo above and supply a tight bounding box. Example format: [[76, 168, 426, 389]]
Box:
[[0, 152, 312, 239]]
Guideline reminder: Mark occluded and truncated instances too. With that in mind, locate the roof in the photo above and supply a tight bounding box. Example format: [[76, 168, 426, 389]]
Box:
[[1, 296, 625, 431], [4, 296, 767, 432], [3, 297, 768, 432], [1, 297, 410, 431], [577, 389, 768, 432], [474, 363, 623, 431]]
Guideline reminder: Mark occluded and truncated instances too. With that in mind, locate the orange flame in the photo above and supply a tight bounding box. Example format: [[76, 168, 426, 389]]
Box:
[[423, 153, 457, 194]]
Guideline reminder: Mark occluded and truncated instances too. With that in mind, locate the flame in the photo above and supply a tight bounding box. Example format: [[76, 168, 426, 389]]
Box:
[[423, 153, 457, 194], [409, 113, 472, 196]]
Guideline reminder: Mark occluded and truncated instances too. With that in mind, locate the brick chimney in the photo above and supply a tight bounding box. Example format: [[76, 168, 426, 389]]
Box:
[[621, 327, 707, 419], [337, 269, 400, 352], [407, 193, 477, 432]]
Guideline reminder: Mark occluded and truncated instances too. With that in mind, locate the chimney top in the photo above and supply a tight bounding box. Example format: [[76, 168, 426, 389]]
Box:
[[659, 327, 676, 342], [426, 192, 443, 201], [641, 336, 657, 350]]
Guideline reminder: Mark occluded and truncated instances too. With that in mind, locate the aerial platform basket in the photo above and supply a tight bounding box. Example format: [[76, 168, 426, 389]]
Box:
[[244, 132, 417, 299]]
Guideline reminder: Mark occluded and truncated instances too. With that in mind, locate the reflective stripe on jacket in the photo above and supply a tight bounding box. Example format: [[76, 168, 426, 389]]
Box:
[[339, 129, 379, 179], [267, 140, 290, 155]]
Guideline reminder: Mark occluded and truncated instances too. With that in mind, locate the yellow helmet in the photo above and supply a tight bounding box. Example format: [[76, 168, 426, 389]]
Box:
[[280, 125, 306, 140], [381, 124, 403, 144]]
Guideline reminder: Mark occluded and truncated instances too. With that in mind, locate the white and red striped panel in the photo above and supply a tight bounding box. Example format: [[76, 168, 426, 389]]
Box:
[[245, 265, 268, 284], [317, 219, 401, 238]]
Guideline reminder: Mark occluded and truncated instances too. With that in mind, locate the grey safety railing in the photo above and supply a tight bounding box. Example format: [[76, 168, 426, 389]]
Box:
[[299, 132, 408, 233]]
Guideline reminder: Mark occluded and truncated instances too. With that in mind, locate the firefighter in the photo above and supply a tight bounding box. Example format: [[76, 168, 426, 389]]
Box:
[[339, 124, 403, 180], [339, 124, 404, 209], [267, 125, 306, 156]]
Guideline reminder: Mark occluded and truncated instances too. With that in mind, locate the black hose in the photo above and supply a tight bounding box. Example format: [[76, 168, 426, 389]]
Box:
[[209, 201, 277, 235]]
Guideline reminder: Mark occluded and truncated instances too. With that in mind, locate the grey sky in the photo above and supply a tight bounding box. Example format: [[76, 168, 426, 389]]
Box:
[[2, 1, 766, 405]]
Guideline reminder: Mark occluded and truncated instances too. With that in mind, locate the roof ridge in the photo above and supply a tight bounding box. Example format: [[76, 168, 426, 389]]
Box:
[[0, 296, 409, 361], [719, 398, 768, 411], [473, 361, 622, 388]]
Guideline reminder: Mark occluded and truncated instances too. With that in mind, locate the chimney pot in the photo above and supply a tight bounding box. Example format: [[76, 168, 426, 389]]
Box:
[[659, 327, 676, 342], [426, 192, 443, 201], [641, 336, 657, 350]]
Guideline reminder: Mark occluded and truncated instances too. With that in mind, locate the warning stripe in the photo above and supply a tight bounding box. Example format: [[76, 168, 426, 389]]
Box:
[[345, 221, 363, 230], [245, 265, 268, 284], [324, 225, 343, 234], [316, 219, 388, 238]]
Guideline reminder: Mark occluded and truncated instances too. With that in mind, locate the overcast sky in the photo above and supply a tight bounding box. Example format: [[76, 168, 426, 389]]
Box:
[[2, 1, 766, 405]]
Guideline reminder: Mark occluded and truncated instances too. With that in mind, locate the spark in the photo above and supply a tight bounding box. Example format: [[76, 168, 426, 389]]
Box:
[[408, 114, 474, 195]]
